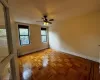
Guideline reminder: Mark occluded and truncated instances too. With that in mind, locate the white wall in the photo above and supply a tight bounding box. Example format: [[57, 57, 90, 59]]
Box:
[[15, 22, 49, 56], [49, 11, 100, 62]]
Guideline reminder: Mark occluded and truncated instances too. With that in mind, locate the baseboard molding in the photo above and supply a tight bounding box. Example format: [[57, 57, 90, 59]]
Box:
[[54, 49, 99, 63], [18, 48, 99, 63], [18, 47, 48, 57], [71, 52, 99, 63], [66, 52, 99, 63]]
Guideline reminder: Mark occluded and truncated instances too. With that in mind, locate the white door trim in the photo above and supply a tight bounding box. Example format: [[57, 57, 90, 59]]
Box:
[[0, 0, 20, 80], [0, 53, 15, 73]]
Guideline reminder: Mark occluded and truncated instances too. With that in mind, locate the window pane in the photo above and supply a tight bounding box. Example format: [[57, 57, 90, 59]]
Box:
[[0, 37, 7, 47], [0, 29, 7, 46], [20, 36, 29, 45], [19, 28, 28, 35], [41, 30, 46, 35], [0, 29, 6, 36], [42, 36, 47, 42]]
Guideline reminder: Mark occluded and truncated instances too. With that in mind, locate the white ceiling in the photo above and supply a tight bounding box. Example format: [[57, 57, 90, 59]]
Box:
[[8, 0, 100, 24]]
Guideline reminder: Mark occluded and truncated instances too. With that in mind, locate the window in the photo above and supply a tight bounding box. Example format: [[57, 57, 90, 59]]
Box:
[[41, 28, 47, 42], [0, 29, 7, 46], [18, 25, 30, 45], [0, 29, 6, 37]]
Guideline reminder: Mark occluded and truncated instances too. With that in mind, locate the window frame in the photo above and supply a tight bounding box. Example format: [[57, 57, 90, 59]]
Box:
[[18, 25, 30, 46], [41, 28, 47, 43]]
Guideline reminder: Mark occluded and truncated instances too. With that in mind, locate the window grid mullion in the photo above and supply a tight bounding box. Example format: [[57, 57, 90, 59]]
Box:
[[20, 35, 29, 36], [41, 35, 47, 36]]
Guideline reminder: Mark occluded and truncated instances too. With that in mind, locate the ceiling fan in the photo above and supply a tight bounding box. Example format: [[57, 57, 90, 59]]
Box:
[[36, 15, 54, 25]]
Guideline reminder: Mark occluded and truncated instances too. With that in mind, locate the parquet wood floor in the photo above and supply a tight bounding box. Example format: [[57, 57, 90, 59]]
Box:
[[19, 49, 99, 80]]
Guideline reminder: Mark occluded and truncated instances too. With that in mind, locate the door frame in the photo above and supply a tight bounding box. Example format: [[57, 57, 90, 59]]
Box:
[[0, 0, 20, 80]]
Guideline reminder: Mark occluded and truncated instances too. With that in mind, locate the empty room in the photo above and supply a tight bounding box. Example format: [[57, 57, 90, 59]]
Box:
[[0, 0, 100, 80]]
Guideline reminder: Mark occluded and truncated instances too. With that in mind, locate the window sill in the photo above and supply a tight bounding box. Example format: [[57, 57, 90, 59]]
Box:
[[20, 44, 30, 47], [42, 42, 48, 43]]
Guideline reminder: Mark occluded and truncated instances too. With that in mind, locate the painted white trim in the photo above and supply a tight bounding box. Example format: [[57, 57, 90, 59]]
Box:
[[0, 0, 9, 8], [0, 53, 15, 72], [58, 50, 99, 63], [50, 47, 99, 63], [19, 47, 99, 63], [71, 52, 99, 62], [19, 47, 48, 56]]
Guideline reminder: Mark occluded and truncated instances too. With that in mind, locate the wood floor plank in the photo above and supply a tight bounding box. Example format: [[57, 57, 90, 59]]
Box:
[[93, 62, 99, 80], [18, 49, 99, 80]]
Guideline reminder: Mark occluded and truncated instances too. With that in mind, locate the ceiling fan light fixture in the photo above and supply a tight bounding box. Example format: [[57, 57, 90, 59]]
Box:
[[44, 22, 48, 26], [37, 15, 54, 25]]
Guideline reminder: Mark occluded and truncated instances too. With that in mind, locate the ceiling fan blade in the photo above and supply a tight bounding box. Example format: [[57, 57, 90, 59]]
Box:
[[36, 21, 43, 22], [49, 19, 54, 21], [48, 21, 52, 24]]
